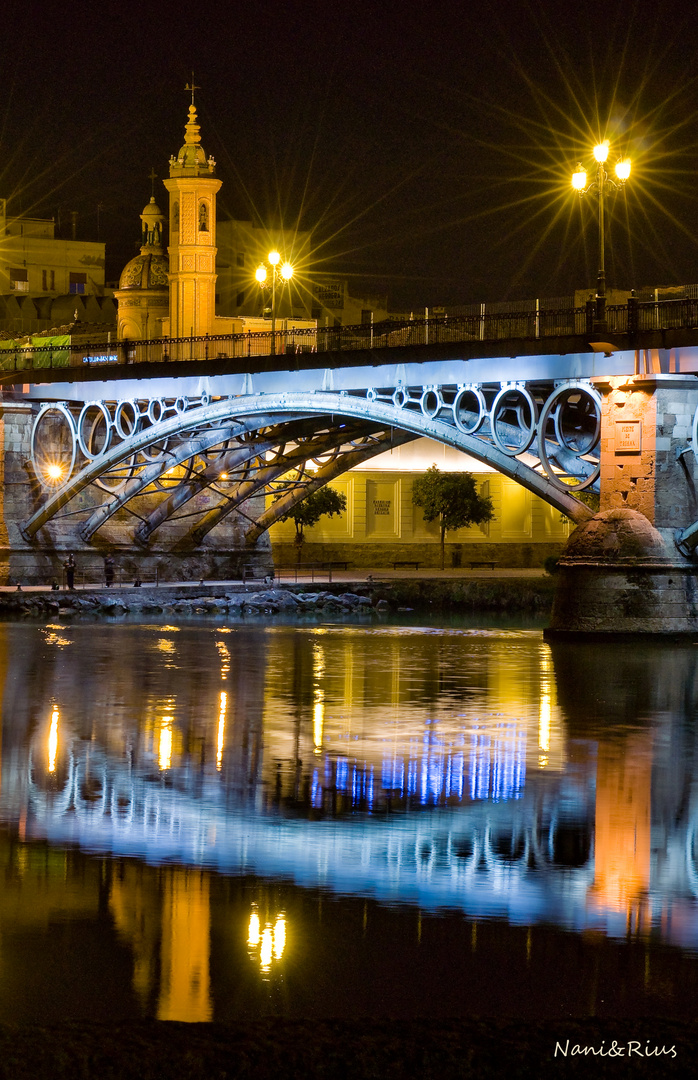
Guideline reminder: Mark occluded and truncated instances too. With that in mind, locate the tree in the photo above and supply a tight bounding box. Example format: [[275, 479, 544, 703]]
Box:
[[280, 485, 347, 563], [412, 465, 494, 569]]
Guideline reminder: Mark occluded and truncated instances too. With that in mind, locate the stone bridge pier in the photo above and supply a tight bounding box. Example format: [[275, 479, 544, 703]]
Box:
[[548, 374, 698, 635]]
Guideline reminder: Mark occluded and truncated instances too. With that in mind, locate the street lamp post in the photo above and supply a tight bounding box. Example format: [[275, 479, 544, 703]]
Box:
[[572, 141, 631, 333], [255, 250, 294, 355]]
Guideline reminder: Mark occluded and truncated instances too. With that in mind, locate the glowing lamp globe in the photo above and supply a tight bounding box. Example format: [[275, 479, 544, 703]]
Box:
[[572, 166, 587, 191], [615, 158, 631, 181], [593, 141, 610, 163], [268, 250, 281, 266], [280, 261, 294, 281], [255, 265, 267, 284]]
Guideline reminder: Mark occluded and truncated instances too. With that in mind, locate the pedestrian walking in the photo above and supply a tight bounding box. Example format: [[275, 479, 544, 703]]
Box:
[[64, 553, 76, 590]]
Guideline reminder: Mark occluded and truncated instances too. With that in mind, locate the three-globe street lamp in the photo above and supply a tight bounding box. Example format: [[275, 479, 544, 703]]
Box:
[[255, 250, 294, 355], [572, 141, 631, 332]]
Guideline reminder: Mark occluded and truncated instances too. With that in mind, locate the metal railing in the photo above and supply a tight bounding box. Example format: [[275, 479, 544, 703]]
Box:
[[4, 297, 698, 375]]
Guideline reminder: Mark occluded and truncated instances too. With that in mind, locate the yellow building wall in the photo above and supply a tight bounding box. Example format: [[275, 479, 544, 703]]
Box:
[[268, 470, 570, 567], [0, 210, 105, 295]]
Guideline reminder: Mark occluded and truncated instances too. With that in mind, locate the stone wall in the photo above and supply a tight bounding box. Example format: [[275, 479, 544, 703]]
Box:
[[0, 399, 273, 585], [597, 374, 698, 533], [271, 539, 566, 570]]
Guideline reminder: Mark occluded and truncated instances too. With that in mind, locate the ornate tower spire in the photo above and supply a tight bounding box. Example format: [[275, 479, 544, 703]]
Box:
[[164, 90, 221, 341]]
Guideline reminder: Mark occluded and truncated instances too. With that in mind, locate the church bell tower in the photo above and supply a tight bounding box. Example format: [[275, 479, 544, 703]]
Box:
[[163, 91, 221, 340]]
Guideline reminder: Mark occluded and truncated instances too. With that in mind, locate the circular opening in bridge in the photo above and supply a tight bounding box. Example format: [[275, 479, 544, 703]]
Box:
[[536, 382, 602, 493], [174, 396, 189, 414], [392, 387, 409, 409], [114, 400, 140, 441], [420, 389, 442, 419], [77, 401, 112, 461], [453, 387, 486, 434], [30, 405, 77, 490], [552, 390, 601, 455], [490, 386, 538, 457], [147, 399, 165, 425]]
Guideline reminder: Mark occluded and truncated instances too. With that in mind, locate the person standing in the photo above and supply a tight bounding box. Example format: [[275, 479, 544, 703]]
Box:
[[104, 554, 115, 587], [64, 553, 76, 591]]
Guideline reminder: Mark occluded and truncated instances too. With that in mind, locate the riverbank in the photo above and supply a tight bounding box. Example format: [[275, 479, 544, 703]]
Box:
[[0, 574, 557, 618]]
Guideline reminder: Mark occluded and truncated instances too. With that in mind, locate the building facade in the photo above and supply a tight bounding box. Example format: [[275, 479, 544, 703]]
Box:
[[269, 440, 570, 569], [0, 199, 105, 299]]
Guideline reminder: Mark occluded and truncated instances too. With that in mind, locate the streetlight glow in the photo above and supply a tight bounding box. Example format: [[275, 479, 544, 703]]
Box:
[[572, 165, 587, 191], [255, 249, 295, 355], [46, 463, 63, 481], [570, 138, 631, 332], [615, 158, 631, 181]]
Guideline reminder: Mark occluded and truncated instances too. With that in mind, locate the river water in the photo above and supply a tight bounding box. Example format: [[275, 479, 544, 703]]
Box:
[[0, 614, 697, 1025]]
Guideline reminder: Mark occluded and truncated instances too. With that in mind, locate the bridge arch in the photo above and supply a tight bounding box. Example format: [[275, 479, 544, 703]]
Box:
[[22, 381, 598, 545]]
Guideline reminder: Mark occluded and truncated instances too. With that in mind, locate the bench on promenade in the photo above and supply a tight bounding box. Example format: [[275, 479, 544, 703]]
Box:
[[393, 560, 421, 570], [468, 561, 496, 570]]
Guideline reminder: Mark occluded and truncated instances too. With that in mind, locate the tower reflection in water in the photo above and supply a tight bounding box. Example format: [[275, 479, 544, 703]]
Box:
[[0, 621, 696, 1020]]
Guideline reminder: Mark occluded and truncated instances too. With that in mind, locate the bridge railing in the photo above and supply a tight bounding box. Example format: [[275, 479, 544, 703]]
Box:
[[3, 298, 698, 374]]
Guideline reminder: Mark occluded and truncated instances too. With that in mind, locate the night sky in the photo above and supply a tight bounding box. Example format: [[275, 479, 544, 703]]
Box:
[[2, 0, 698, 310]]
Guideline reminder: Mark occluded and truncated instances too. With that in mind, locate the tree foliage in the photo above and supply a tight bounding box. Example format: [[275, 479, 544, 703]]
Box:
[[412, 465, 494, 568], [281, 485, 347, 544]]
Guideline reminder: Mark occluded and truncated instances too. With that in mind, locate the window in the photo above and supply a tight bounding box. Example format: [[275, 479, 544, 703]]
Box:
[[236, 252, 245, 267], [236, 291, 245, 306], [361, 309, 372, 324], [69, 272, 87, 295], [10, 268, 28, 292]]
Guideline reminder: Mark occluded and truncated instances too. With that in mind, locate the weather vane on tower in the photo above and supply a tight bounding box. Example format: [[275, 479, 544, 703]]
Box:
[[185, 73, 200, 106]]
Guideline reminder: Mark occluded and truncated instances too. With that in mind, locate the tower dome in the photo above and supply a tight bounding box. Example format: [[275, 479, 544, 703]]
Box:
[[115, 193, 170, 340]]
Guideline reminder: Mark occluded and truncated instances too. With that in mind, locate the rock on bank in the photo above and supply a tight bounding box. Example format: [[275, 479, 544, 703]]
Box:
[[0, 577, 557, 618]]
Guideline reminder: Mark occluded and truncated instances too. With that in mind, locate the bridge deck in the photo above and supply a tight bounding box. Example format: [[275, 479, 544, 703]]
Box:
[[4, 328, 698, 393]]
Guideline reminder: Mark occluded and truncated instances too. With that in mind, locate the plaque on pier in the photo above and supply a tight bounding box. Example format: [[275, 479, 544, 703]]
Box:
[[615, 420, 642, 453]]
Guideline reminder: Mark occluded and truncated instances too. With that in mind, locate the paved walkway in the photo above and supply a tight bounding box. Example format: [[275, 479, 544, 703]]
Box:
[[0, 566, 548, 594]]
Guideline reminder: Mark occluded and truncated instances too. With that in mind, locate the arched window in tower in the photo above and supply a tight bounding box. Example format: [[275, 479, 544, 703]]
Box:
[[172, 202, 180, 237], [199, 201, 209, 232]]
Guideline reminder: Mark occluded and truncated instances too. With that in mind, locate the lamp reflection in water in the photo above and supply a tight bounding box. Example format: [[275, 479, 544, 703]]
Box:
[[159, 715, 173, 771], [217, 691, 227, 771], [313, 640, 325, 755], [248, 903, 286, 974], [47, 706, 59, 773], [538, 645, 553, 767]]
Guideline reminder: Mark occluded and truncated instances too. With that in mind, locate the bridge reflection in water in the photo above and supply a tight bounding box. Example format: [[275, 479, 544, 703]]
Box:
[[0, 619, 697, 1021]]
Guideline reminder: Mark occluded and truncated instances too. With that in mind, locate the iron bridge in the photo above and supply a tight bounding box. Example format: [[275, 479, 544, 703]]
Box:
[[18, 355, 612, 544]]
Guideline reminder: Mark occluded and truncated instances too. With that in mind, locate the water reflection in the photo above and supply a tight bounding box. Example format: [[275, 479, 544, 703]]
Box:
[[0, 621, 698, 1020]]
